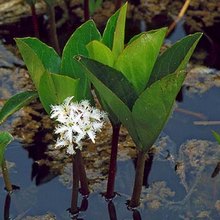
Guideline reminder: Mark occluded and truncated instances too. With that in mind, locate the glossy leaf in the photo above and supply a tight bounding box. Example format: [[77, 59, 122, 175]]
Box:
[[86, 40, 114, 66], [76, 55, 141, 147], [0, 91, 38, 124], [148, 32, 203, 85], [101, 8, 119, 49], [0, 132, 14, 165], [115, 28, 167, 94], [111, 3, 127, 59], [132, 71, 185, 151], [102, 3, 127, 58], [15, 38, 61, 89], [16, 37, 61, 74], [76, 56, 138, 109], [38, 71, 80, 114], [61, 20, 101, 78], [61, 20, 101, 101]]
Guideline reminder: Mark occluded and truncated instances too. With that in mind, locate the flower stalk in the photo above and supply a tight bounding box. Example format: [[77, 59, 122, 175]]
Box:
[[105, 123, 121, 199], [70, 151, 80, 215], [77, 150, 90, 196]]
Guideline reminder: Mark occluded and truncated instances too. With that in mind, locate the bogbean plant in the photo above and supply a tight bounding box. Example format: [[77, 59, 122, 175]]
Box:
[[76, 3, 202, 207], [0, 91, 38, 192], [0, 2, 202, 212]]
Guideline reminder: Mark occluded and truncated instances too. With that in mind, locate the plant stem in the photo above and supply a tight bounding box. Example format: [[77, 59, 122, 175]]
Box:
[[46, 2, 60, 54], [1, 160, 13, 193], [77, 150, 90, 196], [70, 153, 79, 215], [129, 150, 146, 208], [84, 0, 90, 21], [30, 3, 40, 38], [105, 123, 121, 199]]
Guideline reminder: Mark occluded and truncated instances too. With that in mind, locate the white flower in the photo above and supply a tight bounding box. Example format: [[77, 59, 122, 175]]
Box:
[[50, 96, 107, 155]]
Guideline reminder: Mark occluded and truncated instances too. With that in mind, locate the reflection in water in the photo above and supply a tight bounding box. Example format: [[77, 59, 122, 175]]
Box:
[[211, 161, 220, 178], [132, 209, 142, 220], [68, 196, 89, 220], [4, 193, 10, 220], [108, 201, 117, 220], [143, 152, 154, 188]]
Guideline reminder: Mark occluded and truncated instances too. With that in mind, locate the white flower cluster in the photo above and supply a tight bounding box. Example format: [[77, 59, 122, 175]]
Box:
[[50, 96, 107, 155]]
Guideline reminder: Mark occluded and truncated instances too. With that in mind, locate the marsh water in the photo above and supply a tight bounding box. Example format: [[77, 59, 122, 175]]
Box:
[[0, 1, 220, 219]]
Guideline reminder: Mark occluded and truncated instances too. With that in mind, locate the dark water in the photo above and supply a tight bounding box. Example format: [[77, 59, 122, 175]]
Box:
[[1, 85, 220, 219], [1, 5, 220, 220]]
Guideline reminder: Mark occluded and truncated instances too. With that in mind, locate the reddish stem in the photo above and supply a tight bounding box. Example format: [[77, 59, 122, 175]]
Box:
[[78, 150, 90, 196], [84, 0, 90, 21], [70, 153, 79, 215], [30, 4, 40, 38], [105, 123, 121, 199]]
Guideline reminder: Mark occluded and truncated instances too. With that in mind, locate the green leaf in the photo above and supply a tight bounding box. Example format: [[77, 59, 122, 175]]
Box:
[[101, 8, 119, 49], [112, 3, 127, 59], [132, 71, 185, 151], [0, 132, 14, 165], [61, 20, 101, 78], [102, 3, 127, 58], [76, 55, 141, 147], [15, 38, 61, 89], [86, 40, 114, 66], [148, 32, 203, 85], [61, 20, 101, 101], [76, 56, 138, 109], [0, 91, 38, 124], [115, 28, 167, 94], [15, 38, 61, 73], [212, 131, 220, 145], [38, 71, 79, 114]]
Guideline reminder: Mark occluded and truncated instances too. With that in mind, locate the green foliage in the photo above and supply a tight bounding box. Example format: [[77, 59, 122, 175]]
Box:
[[0, 91, 38, 124], [77, 32, 202, 152], [38, 72, 79, 113], [16, 20, 101, 113], [115, 28, 167, 94], [212, 131, 220, 144], [0, 132, 13, 166], [102, 3, 127, 57]]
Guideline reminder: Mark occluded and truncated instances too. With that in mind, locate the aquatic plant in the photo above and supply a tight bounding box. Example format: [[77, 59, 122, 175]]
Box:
[[76, 3, 202, 207], [50, 96, 106, 214], [0, 131, 14, 192], [0, 91, 38, 192]]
